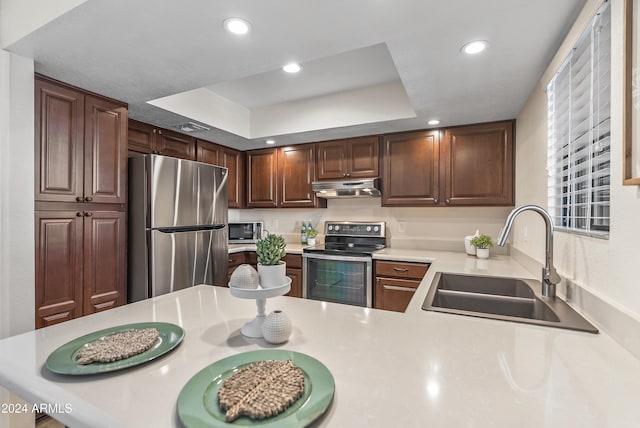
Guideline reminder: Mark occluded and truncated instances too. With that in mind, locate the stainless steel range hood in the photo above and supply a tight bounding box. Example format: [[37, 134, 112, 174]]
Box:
[[312, 178, 381, 199]]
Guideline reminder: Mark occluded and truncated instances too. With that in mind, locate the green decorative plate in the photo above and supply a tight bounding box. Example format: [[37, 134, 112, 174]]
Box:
[[45, 322, 184, 375], [177, 350, 335, 427]]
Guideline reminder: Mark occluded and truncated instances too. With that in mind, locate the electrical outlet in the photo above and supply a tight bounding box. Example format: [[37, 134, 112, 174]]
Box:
[[398, 221, 406, 233], [272, 218, 279, 229], [523, 224, 528, 242]]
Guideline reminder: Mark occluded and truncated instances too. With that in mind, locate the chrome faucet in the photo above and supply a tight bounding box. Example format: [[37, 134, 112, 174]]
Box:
[[497, 205, 561, 298]]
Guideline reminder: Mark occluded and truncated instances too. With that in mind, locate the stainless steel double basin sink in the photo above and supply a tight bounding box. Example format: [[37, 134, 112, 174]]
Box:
[[422, 272, 598, 333]]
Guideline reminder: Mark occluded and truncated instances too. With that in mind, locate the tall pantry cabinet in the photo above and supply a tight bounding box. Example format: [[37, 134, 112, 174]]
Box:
[[34, 75, 128, 328]]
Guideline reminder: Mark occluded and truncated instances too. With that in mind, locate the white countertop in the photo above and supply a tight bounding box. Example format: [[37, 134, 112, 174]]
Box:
[[1, 253, 640, 427]]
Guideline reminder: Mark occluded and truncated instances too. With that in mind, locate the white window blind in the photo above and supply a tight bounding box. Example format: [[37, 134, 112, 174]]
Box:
[[547, 1, 610, 237]]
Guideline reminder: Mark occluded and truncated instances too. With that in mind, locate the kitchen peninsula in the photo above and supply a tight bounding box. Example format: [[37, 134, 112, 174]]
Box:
[[1, 252, 639, 427]]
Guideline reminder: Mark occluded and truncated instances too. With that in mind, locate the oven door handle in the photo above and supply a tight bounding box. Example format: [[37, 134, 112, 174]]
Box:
[[302, 253, 372, 263]]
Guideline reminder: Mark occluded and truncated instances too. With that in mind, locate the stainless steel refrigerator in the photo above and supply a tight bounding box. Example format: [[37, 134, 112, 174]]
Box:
[[128, 154, 228, 302]]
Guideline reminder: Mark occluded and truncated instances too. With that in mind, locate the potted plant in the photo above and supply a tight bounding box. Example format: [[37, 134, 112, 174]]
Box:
[[470, 234, 493, 259], [255, 234, 287, 288], [305, 226, 319, 246]]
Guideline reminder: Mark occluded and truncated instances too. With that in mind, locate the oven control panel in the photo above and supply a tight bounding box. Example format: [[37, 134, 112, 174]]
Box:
[[325, 221, 386, 237]]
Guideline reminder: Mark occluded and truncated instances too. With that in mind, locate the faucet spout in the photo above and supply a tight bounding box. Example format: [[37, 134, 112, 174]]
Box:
[[497, 205, 561, 298]]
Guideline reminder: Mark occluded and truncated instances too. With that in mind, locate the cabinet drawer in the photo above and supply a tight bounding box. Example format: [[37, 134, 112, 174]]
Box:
[[282, 254, 302, 269], [375, 260, 429, 279], [228, 252, 247, 267], [245, 253, 301, 269]]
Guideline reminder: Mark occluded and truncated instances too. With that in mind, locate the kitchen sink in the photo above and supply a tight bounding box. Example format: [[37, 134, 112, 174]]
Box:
[[422, 272, 598, 333]]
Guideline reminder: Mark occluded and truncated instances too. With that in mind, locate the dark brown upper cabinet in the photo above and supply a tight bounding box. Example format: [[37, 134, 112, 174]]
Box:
[[442, 121, 514, 206], [127, 119, 195, 160], [316, 136, 379, 180], [127, 119, 155, 155], [246, 148, 278, 208], [246, 145, 325, 209], [278, 144, 325, 208], [35, 76, 127, 205], [196, 139, 245, 208], [382, 130, 440, 206], [382, 121, 514, 207]]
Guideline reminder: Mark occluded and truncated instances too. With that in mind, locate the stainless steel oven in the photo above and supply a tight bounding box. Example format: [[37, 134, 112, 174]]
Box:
[[303, 221, 386, 308]]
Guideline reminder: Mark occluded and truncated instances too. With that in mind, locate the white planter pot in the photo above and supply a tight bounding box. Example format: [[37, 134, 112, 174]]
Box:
[[307, 237, 317, 246], [262, 310, 292, 344], [257, 262, 287, 288], [476, 248, 490, 259]]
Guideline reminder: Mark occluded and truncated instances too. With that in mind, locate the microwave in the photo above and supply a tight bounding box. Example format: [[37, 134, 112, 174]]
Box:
[[228, 222, 264, 243]]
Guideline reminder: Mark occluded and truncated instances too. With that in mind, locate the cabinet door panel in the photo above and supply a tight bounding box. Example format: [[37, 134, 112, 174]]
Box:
[[84, 96, 127, 204], [196, 139, 219, 165], [83, 211, 126, 315], [374, 277, 419, 312], [317, 141, 348, 180], [279, 145, 317, 208], [247, 148, 278, 208], [349, 136, 379, 178], [35, 211, 83, 328], [157, 129, 196, 160], [128, 119, 155, 154], [220, 147, 244, 208], [285, 268, 302, 298], [444, 121, 514, 206], [35, 79, 84, 202], [382, 131, 439, 206]]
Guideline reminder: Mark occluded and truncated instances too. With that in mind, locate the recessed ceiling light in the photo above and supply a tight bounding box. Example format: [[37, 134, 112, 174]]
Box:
[[224, 18, 251, 35], [266, 139, 275, 145], [427, 119, 440, 126], [282, 63, 302, 73], [461, 40, 487, 55]]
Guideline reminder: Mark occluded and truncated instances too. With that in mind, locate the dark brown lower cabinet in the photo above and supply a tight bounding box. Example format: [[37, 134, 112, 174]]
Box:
[[282, 254, 302, 298], [227, 252, 247, 284], [35, 209, 126, 328], [374, 260, 430, 312], [228, 251, 302, 298]]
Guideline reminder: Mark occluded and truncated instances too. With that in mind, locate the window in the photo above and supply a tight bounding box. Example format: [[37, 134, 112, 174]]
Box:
[[547, 1, 610, 237]]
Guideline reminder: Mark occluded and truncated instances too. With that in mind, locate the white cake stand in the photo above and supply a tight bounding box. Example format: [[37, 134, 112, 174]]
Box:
[[229, 278, 291, 338]]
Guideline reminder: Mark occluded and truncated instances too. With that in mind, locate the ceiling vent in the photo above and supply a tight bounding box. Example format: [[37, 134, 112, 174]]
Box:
[[178, 122, 210, 132]]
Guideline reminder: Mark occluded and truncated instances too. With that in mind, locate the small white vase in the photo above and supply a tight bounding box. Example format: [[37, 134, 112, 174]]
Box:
[[476, 248, 490, 259], [257, 262, 286, 288], [307, 237, 317, 246], [262, 310, 292, 344], [229, 264, 259, 289]]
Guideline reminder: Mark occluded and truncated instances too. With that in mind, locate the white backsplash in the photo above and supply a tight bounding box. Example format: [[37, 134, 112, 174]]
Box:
[[232, 198, 512, 254]]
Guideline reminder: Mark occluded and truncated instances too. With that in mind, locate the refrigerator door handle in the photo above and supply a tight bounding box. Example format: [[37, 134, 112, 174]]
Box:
[[156, 225, 226, 233]]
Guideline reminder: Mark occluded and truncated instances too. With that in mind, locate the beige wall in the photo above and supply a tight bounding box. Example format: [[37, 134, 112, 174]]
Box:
[[0, 49, 36, 428], [514, 0, 640, 320]]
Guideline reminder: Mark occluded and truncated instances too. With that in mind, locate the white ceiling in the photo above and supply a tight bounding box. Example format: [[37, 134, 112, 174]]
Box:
[[207, 43, 401, 109], [5, 0, 586, 150]]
